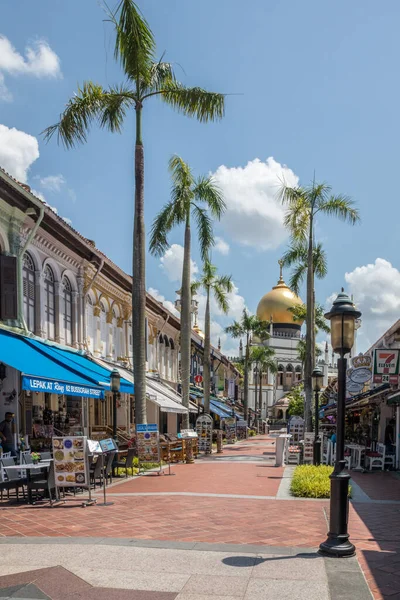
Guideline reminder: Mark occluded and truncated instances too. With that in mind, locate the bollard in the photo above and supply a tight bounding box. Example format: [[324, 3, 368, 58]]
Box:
[[185, 438, 195, 464], [216, 430, 223, 454]]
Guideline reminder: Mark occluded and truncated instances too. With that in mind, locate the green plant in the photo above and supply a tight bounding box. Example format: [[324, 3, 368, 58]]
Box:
[[287, 384, 304, 417], [248, 429, 257, 437], [290, 465, 352, 499]]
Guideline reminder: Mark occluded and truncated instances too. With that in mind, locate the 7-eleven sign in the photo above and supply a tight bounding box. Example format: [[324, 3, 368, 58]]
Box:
[[373, 349, 400, 384]]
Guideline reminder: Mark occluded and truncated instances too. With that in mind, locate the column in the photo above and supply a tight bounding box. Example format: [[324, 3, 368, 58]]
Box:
[[54, 281, 62, 343], [106, 311, 113, 358], [38, 270, 46, 338], [76, 276, 84, 349], [71, 291, 78, 348], [117, 317, 124, 360]]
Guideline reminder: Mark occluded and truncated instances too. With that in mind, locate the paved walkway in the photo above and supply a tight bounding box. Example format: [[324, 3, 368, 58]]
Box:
[[1, 434, 398, 599]]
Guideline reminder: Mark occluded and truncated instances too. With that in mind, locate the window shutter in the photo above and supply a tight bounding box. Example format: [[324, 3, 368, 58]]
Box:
[[0, 255, 18, 320]]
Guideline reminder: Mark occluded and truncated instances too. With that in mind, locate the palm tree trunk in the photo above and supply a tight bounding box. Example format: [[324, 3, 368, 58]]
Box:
[[259, 368, 263, 421], [243, 334, 249, 421], [180, 211, 191, 429], [133, 104, 147, 425], [304, 214, 315, 432], [254, 365, 258, 425], [203, 287, 211, 414]]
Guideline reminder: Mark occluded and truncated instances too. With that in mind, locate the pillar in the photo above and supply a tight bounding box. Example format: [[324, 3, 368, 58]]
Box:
[[93, 305, 101, 357]]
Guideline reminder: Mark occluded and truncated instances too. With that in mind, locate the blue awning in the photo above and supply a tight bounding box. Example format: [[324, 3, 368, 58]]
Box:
[[0, 329, 133, 398], [26, 339, 134, 394]]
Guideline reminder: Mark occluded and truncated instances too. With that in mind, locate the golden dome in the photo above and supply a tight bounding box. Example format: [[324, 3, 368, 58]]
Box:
[[256, 263, 304, 325]]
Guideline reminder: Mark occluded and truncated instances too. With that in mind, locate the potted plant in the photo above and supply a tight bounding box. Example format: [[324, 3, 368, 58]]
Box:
[[31, 452, 41, 464]]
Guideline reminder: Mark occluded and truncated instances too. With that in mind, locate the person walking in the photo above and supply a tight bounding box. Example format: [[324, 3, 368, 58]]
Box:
[[0, 412, 17, 457]]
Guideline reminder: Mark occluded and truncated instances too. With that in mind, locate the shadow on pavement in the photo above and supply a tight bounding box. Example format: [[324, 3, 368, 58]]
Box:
[[222, 552, 319, 567]]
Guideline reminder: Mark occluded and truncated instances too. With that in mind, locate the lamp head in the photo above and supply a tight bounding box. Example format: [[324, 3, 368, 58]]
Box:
[[324, 289, 362, 355], [110, 368, 121, 393], [312, 367, 324, 392]]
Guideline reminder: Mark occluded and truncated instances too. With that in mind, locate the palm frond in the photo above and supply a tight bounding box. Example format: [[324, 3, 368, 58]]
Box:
[[289, 263, 306, 296], [216, 274, 233, 294], [149, 200, 180, 256], [280, 242, 307, 268], [108, 0, 155, 82], [283, 197, 310, 241], [161, 82, 225, 122], [192, 204, 214, 262], [169, 155, 194, 188], [318, 194, 360, 225], [225, 321, 244, 338], [314, 242, 328, 280], [144, 59, 176, 93], [42, 82, 135, 148], [194, 175, 226, 219], [213, 284, 229, 314]]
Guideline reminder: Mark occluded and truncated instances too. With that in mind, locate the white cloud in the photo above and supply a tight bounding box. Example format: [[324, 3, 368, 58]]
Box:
[[0, 35, 61, 101], [344, 258, 400, 348], [159, 244, 198, 283], [212, 157, 299, 251], [0, 124, 39, 182], [148, 287, 179, 317], [214, 236, 230, 256], [38, 174, 65, 192], [31, 188, 46, 202]]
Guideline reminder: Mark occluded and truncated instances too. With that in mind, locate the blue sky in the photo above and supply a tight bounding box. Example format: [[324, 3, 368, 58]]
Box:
[[1, 0, 400, 354]]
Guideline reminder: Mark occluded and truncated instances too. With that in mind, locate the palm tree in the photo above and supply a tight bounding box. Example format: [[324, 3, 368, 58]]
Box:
[[249, 346, 277, 419], [289, 302, 329, 374], [149, 157, 225, 426], [43, 1, 225, 425], [297, 338, 323, 371], [279, 180, 360, 430], [281, 241, 327, 296], [192, 261, 233, 414], [225, 309, 270, 420]]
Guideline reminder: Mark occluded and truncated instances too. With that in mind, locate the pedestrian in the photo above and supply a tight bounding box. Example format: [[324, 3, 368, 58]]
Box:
[[385, 418, 395, 454], [0, 412, 17, 457]]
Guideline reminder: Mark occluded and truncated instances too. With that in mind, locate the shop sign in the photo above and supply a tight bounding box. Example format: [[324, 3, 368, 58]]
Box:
[[196, 414, 213, 452], [22, 376, 104, 399], [236, 419, 248, 440], [373, 349, 400, 384], [53, 436, 88, 487], [350, 355, 372, 384], [136, 423, 160, 462], [224, 417, 236, 443]]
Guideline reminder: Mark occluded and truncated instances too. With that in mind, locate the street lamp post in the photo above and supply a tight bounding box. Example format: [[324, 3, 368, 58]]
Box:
[[319, 290, 361, 558], [110, 368, 121, 443], [312, 367, 324, 466]]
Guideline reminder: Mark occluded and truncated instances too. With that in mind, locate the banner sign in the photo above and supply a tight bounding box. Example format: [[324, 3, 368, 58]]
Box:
[[136, 423, 160, 462], [22, 376, 104, 399], [236, 419, 247, 440], [196, 414, 213, 452], [224, 417, 236, 443], [373, 349, 400, 384], [350, 355, 372, 384], [53, 436, 88, 487]]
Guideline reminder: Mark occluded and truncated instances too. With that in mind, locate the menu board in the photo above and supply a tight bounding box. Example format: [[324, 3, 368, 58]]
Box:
[[180, 429, 198, 439], [196, 414, 213, 453], [236, 420, 247, 440], [52, 436, 88, 487], [136, 424, 160, 462], [224, 417, 236, 443], [99, 438, 117, 453]]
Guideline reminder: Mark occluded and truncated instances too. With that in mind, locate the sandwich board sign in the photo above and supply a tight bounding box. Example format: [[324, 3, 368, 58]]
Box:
[[373, 349, 400, 384]]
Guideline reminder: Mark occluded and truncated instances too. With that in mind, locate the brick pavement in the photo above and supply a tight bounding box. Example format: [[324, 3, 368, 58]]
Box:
[[1, 434, 399, 599]]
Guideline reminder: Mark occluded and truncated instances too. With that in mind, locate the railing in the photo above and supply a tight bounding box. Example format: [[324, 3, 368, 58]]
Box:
[[90, 425, 131, 446]]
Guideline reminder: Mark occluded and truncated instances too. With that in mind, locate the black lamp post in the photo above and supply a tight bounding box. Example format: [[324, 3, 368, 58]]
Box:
[[319, 290, 361, 558], [312, 367, 324, 466], [110, 368, 121, 443]]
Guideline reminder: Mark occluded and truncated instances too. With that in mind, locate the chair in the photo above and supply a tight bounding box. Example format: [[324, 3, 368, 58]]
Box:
[[1, 452, 11, 459], [331, 446, 351, 469], [40, 452, 52, 460], [90, 456, 104, 489], [322, 437, 331, 465], [365, 442, 385, 471], [105, 451, 116, 485], [385, 449, 396, 469], [114, 448, 136, 478], [28, 466, 56, 505], [0, 468, 26, 502]]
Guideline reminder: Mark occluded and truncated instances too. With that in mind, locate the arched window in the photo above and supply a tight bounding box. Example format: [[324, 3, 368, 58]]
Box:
[[23, 253, 35, 332], [44, 265, 55, 340], [277, 364, 284, 387], [286, 364, 294, 372], [63, 277, 72, 345]]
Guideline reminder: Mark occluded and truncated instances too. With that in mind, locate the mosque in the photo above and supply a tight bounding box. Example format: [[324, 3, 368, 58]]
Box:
[[248, 262, 304, 419]]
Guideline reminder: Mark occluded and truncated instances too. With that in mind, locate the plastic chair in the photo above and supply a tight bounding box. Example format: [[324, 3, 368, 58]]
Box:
[[40, 452, 52, 460], [28, 466, 56, 505], [0, 467, 26, 502], [105, 451, 116, 485], [385, 450, 396, 469], [90, 456, 104, 489], [365, 442, 385, 471]]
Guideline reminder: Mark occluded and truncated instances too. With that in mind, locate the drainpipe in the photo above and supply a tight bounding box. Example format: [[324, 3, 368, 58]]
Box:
[[18, 206, 44, 332], [82, 258, 104, 351]]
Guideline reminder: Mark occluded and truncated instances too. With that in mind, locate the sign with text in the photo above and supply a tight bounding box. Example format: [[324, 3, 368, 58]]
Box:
[[136, 423, 160, 462], [196, 414, 213, 453], [99, 438, 117, 453], [22, 376, 104, 399], [236, 419, 248, 440], [52, 436, 88, 487], [224, 417, 236, 443], [373, 349, 400, 384]]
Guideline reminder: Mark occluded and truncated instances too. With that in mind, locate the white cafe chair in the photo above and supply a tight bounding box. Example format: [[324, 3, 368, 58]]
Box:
[[365, 442, 385, 471]]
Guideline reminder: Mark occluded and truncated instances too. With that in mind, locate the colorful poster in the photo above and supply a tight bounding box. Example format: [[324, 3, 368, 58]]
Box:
[[136, 424, 160, 462], [373, 349, 400, 384], [224, 417, 236, 443], [52, 436, 88, 487], [236, 420, 247, 440], [99, 438, 117, 453], [196, 414, 213, 452]]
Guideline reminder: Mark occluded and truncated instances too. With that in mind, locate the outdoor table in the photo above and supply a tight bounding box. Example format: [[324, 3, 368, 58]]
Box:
[[345, 444, 367, 471], [5, 462, 52, 504]]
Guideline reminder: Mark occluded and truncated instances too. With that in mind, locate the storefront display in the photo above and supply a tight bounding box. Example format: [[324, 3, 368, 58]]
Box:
[[236, 420, 247, 440], [196, 414, 213, 452], [224, 417, 236, 443]]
